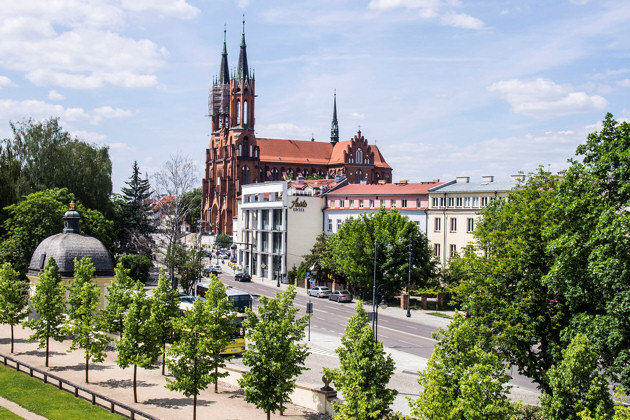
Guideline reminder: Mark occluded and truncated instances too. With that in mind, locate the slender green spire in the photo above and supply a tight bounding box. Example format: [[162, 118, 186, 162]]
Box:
[[218, 24, 229, 84], [237, 15, 249, 80], [330, 90, 339, 144]]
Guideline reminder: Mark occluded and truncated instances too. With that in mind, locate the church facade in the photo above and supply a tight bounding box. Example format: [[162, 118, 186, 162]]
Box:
[[201, 28, 393, 234]]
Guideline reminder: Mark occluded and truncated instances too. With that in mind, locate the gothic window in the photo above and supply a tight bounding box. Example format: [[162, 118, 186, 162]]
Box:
[[238, 144, 242, 156], [355, 170, 362, 183], [356, 149, 363, 164], [243, 137, 249, 157], [236, 100, 241, 125], [241, 166, 250, 186], [243, 100, 248, 125]]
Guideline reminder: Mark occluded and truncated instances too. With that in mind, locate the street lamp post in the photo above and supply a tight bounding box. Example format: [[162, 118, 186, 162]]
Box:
[[407, 241, 412, 318], [372, 238, 390, 342]]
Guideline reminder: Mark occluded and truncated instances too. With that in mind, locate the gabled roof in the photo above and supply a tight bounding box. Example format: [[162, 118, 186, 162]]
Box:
[[327, 181, 442, 196]]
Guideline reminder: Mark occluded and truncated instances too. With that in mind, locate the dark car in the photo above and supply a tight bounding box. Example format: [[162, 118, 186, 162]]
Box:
[[234, 272, 251, 282], [203, 266, 221, 276], [329, 290, 353, 303]]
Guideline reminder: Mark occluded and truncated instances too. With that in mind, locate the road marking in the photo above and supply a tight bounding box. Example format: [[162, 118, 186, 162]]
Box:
[[378, 325, 438, 343]]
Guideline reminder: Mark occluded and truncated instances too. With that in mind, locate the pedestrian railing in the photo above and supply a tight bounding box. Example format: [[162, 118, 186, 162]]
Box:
[[0, 353, 159, 420]]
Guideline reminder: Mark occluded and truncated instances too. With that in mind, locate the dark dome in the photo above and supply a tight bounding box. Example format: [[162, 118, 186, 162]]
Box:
[[28, 204, 113, 278], [28, 233, 114, 277]]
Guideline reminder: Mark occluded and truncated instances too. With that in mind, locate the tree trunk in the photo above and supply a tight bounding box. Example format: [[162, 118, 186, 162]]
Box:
[[133, 364, 138, 403], [85, 354, 89, 383], [10, 325, 14, 353], [193, 394, 197, 420], [214, 365, 218, 393], [162, 343, 166, 375], [46, 335, 50, 367], [266, 410, 270, 420]]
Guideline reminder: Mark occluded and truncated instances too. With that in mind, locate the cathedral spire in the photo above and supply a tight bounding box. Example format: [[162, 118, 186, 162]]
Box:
[[237, 15, 249, 80], [330, 90, 339, 144], [218, 24, 229, 84]]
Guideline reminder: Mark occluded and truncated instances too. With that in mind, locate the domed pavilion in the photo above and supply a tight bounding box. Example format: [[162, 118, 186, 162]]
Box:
[[27, 203, 115, 308]]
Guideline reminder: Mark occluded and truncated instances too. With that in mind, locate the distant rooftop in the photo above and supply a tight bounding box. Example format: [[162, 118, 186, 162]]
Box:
[[429, 175, 523, 193], [328, 181, 442, 196]]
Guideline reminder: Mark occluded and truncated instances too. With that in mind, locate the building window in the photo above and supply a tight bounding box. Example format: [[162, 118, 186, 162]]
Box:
[[432, 197, 438, 207], [401, 199, 408, 208], [449, 244, 457, 258], [448, 197, 454, 207], [391, 200, 396, 209], [327, 218, 332, 232], [481, 197, 488, 206], [336, 219, 342, 231], [450, 217, 457, 232], [340, 200, 345, 208], [369, 200, 375, 208], [467, 218, 474, 232], [417, 199, 422, 208], [434, 243, 440, 257], [472, 196, 480, 207], [456, 197, 463, 207], [434, 217, 441, 232], [440, 197, 446, 207], [350, 200, 354, 209], [464, 196, 471, 207], [359, 200, 364, 209], [380, 200, 385, 209], [356, 149, 363, 164]]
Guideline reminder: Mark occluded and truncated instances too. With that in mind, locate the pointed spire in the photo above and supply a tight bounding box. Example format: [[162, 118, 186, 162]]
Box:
[[237, 14, 249, 80], [330, 90, 339, 144], [218, 24, 229, 84]]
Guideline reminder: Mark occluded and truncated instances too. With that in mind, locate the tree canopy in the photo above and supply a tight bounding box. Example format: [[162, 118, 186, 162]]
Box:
[[0, 262, 29, 353], [0, 118, 112, 216]]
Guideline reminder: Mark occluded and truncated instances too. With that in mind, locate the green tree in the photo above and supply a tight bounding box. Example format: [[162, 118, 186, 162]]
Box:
[[409, 312, 514, 420], [64, 257, 109, 383], [103, 263, 137, 337], [0, 262, 29, 353], [116, 283, 159, 403], [0, 188, 114, 275], [23, 258, 66, 366], [214, 232, 231, 249], [178, 244, 204, 295], [541, 333, 613, 420], [118, 254, 152, 284], [239, 286, 310, 420], [302, 233, 337, 283], [0, 118, 112, 216], [117, 161, 155, 256], [166, 298, 213, 420], [182, 188, 202, 231], [329, 209, 434, 300], [149, 270, 181, 375], [324, 302, 397, 420], [613, 388, 630, 420], [202, 276, 237, 393]]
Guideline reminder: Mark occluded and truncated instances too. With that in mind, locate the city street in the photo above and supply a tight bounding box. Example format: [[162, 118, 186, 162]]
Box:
[[210, 267, 540, 414]]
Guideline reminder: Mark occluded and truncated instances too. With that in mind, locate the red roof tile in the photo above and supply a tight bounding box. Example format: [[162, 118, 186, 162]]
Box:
[[327, 182, 442, 196]]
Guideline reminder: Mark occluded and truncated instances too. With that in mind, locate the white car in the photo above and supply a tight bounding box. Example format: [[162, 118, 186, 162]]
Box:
[[308, 286, 331, 298]]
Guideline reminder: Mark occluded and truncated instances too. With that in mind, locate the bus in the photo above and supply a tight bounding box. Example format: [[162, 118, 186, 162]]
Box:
[[195, 282, 253, 355]]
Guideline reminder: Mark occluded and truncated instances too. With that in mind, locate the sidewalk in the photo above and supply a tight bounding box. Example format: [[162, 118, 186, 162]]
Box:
[[0, 324, 326, 420]]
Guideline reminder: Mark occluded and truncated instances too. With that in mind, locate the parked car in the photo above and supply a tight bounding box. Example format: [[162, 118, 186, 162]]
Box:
[[178, 293, 205, 311], [328, 290, 353, 303], [308, 286, 331, 298], [203, 265, 222, 276], [234, 272, 251, 282]]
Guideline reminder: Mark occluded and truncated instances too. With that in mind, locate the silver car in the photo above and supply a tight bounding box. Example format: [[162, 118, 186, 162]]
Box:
[[308, 286, 331, 298]]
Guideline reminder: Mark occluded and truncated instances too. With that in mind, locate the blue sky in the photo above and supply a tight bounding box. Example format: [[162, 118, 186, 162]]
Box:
[[1, 0, 629, 193]]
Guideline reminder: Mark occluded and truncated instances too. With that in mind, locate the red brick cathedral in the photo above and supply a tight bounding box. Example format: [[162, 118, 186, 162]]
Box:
[[201, 27, 393, 234]]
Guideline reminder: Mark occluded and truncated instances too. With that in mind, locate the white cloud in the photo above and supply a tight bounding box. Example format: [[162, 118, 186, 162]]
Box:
[[350, 112, 365, 120], [440, 12, 484, 29], [70, 130, 107, 143], [0, 76, 12, 87], [236, 0, 250, 8], [619, 79, 630, 87], [570, 0, 588, 4], [0, 99, 132, 125], [47, 90, 65, 100], [488, 78, 608, 118], [0, 0, 198, 89], [591, 68, 629, 80]]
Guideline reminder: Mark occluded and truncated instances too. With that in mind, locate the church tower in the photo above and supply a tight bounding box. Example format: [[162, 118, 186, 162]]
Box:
[[330, 90, 339, 144], [202, 20, 259, 235]]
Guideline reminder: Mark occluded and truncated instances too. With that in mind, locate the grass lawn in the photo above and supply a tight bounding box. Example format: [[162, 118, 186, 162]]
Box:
[[0, 364, 122, 420], [0, 406, 24, 419], [426, 312, 453, 319]]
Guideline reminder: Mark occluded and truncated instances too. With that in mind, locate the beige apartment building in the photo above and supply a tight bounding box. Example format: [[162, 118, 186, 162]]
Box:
[[427, 175, 524, 266]]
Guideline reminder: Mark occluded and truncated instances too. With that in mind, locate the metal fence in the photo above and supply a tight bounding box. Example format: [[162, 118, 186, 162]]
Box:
[[0, 353, 159, 420]]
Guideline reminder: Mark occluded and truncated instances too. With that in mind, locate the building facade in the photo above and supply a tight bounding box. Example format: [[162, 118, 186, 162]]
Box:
[[427, 175, 524, 266], [201, 28, 393, 235], [323, 181, 442, 236]]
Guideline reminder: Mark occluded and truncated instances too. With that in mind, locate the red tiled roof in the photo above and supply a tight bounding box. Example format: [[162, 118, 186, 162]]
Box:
[[327, 182, 443, 196], [256, 137, 390, 169], [288, 178, 339, 190]]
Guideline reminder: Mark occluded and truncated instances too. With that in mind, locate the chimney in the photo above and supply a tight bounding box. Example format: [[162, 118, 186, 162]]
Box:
[[456, 176, 470, 183], [398, 180, 408, 185], [511, 174, 525, 182], [481, 175, 494, 183], [296, 175, 305, 184], [334, 174, 342, 184]]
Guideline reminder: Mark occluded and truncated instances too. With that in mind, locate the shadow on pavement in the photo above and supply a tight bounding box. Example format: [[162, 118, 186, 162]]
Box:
[[98, 378, 156, 388], [144, 397, 214, 408]]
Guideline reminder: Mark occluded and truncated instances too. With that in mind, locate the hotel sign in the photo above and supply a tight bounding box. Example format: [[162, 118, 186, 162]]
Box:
[[289, 198, 307, 212]]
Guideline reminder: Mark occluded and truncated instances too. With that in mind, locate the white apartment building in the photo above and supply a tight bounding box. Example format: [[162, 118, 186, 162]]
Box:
[[428, 175, 524, 266], [236, 180, 328, 281]]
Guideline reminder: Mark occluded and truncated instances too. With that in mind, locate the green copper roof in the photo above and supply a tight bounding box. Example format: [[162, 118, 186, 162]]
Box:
[[218, 26, 230, 85], [237, 17, 249, 80], [330, 91, 339, 144]]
